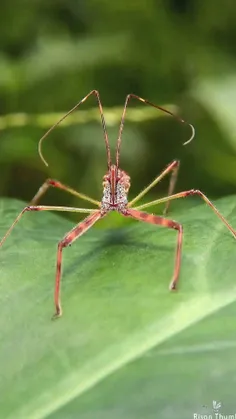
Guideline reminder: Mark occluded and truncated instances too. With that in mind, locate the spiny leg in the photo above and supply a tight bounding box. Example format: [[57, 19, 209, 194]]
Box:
[[38, 90, 111, 169], [128, 160, 180, 215], [0, 205, 97, 247], [134, 189, 236, 239], [31, 178, 100, 207], [54, 210, 103, 319], [124, 209, 183, 290]]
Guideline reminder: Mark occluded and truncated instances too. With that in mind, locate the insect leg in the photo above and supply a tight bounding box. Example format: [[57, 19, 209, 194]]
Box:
[[128, 160, 180, 214], [53, 210, 103, 318], [31, 179, 100, 207], [0, 205, 102, 317], [134, 189, 236, 239], [163, 160, 180, 215], [124, 209, 183, 290], [0, 205, 97, 247]]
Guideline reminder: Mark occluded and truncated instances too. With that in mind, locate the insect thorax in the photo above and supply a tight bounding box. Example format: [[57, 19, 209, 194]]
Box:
[[101, 166, 130, 212]]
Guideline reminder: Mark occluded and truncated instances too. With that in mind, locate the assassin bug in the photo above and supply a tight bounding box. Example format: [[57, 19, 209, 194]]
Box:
[[0, 90, 235, 319]]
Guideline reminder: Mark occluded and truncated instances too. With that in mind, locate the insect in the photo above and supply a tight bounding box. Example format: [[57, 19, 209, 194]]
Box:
[[0, 90, 235, 319]]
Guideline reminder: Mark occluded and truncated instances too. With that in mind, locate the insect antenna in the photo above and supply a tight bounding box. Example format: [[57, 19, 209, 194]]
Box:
[[115, 94, 195, 168], [38, 90, 111, 169]]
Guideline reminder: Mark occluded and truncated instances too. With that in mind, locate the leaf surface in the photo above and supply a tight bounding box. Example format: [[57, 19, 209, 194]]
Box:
[[0, 197, 236, 419]]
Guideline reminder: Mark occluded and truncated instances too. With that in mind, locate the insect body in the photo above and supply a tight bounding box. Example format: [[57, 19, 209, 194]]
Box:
[[101, 166, 130, 212], [0, 90, 235, 319]]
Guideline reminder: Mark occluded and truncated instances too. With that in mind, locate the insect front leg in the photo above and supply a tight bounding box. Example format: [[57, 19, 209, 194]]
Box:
[[163, 160, 180, 215], [31, 178, 100, 207], [128, 160, 180, 215], [53, 210, 104, 319]]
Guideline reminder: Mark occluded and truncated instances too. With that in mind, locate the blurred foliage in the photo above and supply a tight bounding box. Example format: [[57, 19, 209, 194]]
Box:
[[0, 0, 236, 224]]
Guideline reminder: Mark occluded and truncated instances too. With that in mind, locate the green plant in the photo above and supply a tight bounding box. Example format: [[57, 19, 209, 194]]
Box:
[[0, 196, 235, 418]]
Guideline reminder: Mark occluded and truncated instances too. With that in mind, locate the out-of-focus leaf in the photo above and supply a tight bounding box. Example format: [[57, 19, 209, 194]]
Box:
[[21, 34, 129, 85], [193, 75, 236, 150]]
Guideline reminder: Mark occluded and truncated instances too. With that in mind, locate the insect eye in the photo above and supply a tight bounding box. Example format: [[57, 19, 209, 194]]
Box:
[[103, 180, 109, 188]]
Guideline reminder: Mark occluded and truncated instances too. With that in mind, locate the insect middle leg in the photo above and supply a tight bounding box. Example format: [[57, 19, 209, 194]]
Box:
[[31, 178, 100, 207], [128, 160, 180, 214], [0, 205, 98, 247], [124, 208, 183, 290]]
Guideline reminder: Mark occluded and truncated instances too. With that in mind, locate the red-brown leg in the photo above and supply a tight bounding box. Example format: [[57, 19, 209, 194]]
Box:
[[0, 205, 100, 317], [0, 205, 97, 248], [53, 210, 103, 319], [124, 208, 183, 290], [30, 178, 100, 207], [135, 189, 236, 239]]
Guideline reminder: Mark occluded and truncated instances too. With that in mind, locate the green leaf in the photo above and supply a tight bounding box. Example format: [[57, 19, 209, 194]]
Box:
[[0, 196, 236, 419]]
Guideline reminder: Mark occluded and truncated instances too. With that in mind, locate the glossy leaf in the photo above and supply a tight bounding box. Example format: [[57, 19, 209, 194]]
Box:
[[0, 196, 236, 419]]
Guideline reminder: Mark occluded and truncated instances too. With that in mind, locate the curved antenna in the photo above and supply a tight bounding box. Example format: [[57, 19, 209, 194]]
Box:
[[183, 123, 195, 145], [116, 94, 195, 168], [38, 90, 111, 169]]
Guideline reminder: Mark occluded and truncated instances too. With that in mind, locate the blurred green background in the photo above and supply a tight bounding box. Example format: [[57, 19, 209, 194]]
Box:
[[1, 0, 236, 221]]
